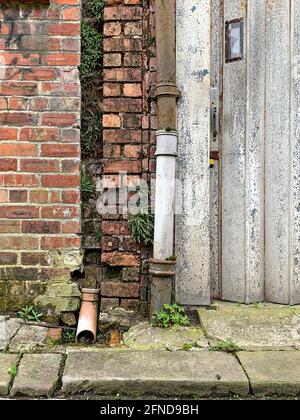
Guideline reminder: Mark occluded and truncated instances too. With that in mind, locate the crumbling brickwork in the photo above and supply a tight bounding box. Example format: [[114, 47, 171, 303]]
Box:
[[0, 0, 82, 315], [101, 0, 156, 315], [0, 0, 156, 319]]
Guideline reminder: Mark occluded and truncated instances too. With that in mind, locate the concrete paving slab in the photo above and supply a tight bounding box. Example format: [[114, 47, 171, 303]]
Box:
[[123, 322, 209, 351], [0, 318, 21, 352], [198, 301, 300, 350], [237, 351, 300, 397], [0, 354, 19, 396], [10, 353, 62, 398], [9, 324, 48, 353], [62, 350, 249, 397]]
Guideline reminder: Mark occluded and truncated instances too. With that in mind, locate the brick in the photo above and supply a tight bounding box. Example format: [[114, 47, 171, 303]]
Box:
[[104, 38, 142, 52], [41, 236, 80, 250], [124, 22, 143, 36], [30, 190, 49, 203], [52, 0, 80, 4], [103, 129, 141, 143], [103, 83, 122, 97], [104, 160, 141, 174], [1, 52, 40, 66], [62, 221, 80, 234], [0, 190, 8, 203], [61, 38, 80, 51], [104, 98, 142, 113], [0, 82, 38, 96], [123, 114, 141, 128], [22, 221, 61, 234], [102, 252, 140, 267], [104, 68, 142, 82], [41, 175, 80, 188], [104, 53, 122, 67], [0, 113, 38, 126], [104, 22, 122, 36], [62, 191, 80, 204], [103, 145, 121, 158], [124, 145, 142, 158], [20, 159, 59, 173], [42, 53, 80, 66], [102, 221, 130, 236], [41, 113, 78, 126], [23, 68, 57, 81], [61, 160, 80, 173], [0, 267, 39, 281], [124, 52, 142, 67], [123, 83, 142, 97], [102, 236, 120, 251], [104, 6, 143, 21], [61, 128, 80, 143], [41, 82, 79, 96], [41, 144, 79, 157], [48, 23, 80, 36], [41, 206, 79, 219], [21, 252, 50, 266], [0, 206, 39, 219], [9, 191, 27, 203], [0, 159, 17, 171], [0, 252, 17, 265], [0, 174, 38, 187], [0, 127, 18, 140], [20, 128, 59, 142], [0, 143, 36, 157], [62, 7, 81, 20], [103, 114, 121, 128], [0, 220, 20, 234], [101, 281, 140, 298]]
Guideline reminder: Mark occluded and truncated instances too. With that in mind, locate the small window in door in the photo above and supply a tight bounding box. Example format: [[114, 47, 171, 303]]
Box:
[[225, 19, 244, 62]]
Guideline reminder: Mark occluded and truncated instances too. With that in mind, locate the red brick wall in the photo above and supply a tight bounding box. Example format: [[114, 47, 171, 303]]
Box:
[[101, 0, 156, 314], [0, 0, 81, 313]]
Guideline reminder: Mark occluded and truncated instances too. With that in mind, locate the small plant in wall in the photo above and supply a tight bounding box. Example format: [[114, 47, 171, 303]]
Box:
[[128, 212, 154, 246], [17, 305, 43, 322], [151, 303, 190, 329]]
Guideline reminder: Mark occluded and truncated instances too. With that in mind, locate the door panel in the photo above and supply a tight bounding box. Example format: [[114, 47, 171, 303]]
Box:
[[220, 0, 300, 304], [222, 0, 248, 302], [265, 0, 291, 303]]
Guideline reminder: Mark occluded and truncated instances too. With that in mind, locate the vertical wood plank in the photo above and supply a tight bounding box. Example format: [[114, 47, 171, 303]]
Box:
[[244, 0, 265, 302], [290, 0, 300, 304], [176, 0, 211, 305], [221, 0, 247, 302], [265, 0, 291, 303]]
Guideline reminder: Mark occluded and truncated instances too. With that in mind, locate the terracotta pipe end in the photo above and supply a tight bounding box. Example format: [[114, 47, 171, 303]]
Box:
[[76, 288, 100, 344]]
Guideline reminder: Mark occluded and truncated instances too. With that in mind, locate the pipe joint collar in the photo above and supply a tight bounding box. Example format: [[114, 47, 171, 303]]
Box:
[[154, 83, 180, 99], [155, 131, 178, 157]]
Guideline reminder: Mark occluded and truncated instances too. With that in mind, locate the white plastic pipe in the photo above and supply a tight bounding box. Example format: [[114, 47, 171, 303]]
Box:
[[153, 131, 178, 260]]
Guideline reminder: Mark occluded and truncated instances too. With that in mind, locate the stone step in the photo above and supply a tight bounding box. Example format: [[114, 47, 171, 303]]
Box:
[[10, 353, 63, 398], [0, 354, 20, 396], [237, 351, 300, 397], [62, 350, 249, 398]]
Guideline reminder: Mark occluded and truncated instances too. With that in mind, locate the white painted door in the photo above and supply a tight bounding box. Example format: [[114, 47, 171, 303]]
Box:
[[220, 0, 300, 304]]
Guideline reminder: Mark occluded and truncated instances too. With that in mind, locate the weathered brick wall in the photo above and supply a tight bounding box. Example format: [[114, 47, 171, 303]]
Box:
[[0, 0, 82, 316], [101, 0, 156, 315]]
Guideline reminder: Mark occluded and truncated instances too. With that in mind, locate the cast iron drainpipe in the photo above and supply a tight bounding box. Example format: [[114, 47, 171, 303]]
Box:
[[148, 0, 180, 315]]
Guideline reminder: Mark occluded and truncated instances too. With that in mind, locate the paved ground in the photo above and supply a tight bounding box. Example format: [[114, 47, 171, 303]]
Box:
[[1, 302, 300, 399]]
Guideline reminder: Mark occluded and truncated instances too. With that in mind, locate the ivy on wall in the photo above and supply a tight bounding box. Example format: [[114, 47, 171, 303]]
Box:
[[80, 0, 104, 159], [80, 0, 104, 254]]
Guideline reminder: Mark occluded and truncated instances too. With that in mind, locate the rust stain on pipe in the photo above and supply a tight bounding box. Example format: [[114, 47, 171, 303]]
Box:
[[154, 0, 179, 129]]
